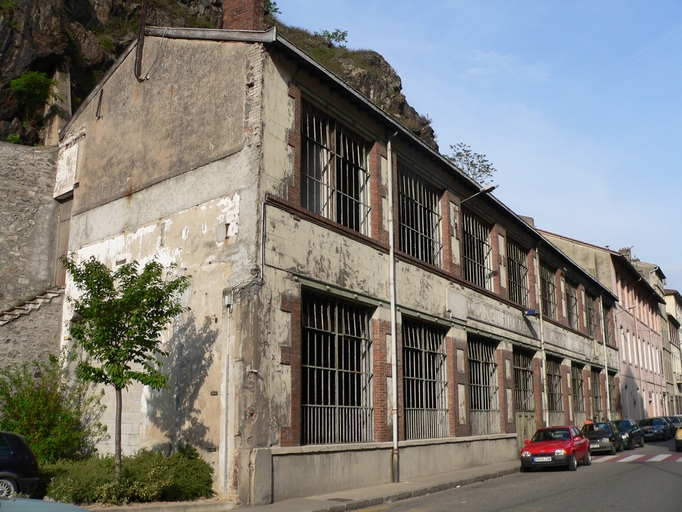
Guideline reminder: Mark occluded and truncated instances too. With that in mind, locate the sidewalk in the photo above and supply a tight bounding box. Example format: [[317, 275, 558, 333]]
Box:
[[87, 459, 519, 512]]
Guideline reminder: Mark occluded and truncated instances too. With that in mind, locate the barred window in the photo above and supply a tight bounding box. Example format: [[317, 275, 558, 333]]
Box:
[[469, 339, 499, 411], [540, 263, 557, 320], [301, 292, 373, 444], [301, 102, 370, 235], [571, 365, 585, 413], [399, 166, 443, 266], [585, 293, 597, 338], [402, 318, 449, 439], [462, 209, 493, 290], [602, 304, 613, 346], [507, 239, 529, 307], [608, 373, 617, 415], [591, 369, 602, 416], [546, 358, 563, 412], [513, 348, 535, 412], [566, 280, 578, 330]]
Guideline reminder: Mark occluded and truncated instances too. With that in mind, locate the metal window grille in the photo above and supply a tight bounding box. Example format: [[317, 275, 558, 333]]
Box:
[[507, 239, 530, 307], [608, 373, 617, 415], [402, 318, 449, 439], [566, 281, 578, 330], [469, 339, 499, 411], [591, 369, 602, 415], [462, 209, 493, 290], [602, 304, 612, 346], [513, 348, 535, 412], [398, 166, 443, 266], [546, 358, 563, 412], [571, 365, 585, 413], [585, 293, 597, 338], [301, 291, 373, 444], [540, 263, 557, 320], [301, 102, 371, 235]]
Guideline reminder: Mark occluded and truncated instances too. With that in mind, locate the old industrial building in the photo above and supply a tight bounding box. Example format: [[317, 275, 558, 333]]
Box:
[[0, 0, 635, 507]]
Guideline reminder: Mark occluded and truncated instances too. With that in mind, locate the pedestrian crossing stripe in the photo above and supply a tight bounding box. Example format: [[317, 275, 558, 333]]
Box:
[[593, 453, 682, 463]]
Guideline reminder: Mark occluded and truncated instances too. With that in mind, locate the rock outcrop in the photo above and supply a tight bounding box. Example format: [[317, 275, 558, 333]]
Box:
[[0, 0, 436, 148]]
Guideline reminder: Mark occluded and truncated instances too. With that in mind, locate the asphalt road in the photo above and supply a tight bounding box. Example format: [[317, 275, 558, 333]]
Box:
[[358, 437, 682, 512]]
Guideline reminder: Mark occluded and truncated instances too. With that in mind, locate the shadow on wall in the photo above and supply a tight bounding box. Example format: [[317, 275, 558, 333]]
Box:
[[148, 313, 218, 453]]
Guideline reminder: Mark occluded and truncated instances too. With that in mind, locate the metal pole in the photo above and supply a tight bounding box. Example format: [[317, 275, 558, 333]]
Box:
[[535, 246, 549, 427], [387, 131, 399, 482], [599, 294, 610, 421]]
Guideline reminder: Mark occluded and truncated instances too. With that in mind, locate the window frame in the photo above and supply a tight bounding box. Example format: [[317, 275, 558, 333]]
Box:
[[462, 208, 494, 291], [402, 317, 449, 440], [300, 101, 371, 235], [300, 291, 374, 445], [540, 263, 557, 320], [571, 365, 585, 413], [546, 358, 563, 412], [565, 280, 579, 330], [507, 238, 530, 307], [398, 164, 443, 266]]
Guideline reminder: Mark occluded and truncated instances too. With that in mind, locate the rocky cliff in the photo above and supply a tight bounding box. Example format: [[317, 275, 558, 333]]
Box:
[[0, 0, 437, 148]]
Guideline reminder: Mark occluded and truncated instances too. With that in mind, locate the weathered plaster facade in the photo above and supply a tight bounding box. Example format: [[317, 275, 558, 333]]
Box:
[[54, 23, 618, 507]]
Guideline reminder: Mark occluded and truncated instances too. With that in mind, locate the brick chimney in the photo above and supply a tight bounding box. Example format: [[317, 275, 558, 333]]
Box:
[[223, 0, 265, 31]]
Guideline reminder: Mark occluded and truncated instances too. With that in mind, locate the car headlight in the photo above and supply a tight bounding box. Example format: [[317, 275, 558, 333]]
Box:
[[676, 432, 682, 440], [521, 450, 531, 457], [621, 432, 629, 438], [600, 438, 610, 443], [555, 449, 567, 456]]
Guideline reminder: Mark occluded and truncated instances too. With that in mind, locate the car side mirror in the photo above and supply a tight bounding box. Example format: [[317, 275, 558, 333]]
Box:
[[524, 440, 530, 445]]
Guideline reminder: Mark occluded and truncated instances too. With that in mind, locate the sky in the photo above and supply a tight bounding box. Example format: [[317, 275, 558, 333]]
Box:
[[276, 0, 682, 290]]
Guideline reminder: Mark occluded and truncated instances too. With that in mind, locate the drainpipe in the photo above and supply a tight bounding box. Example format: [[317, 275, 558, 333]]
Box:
[[535, 245, 549, 427], [387, 131, 399, 483], [599, 294, 610, 421]]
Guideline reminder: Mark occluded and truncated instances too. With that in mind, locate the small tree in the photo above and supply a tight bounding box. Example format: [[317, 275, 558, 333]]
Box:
[[445, 142, 497, 186], [61, 256, 191, 479]]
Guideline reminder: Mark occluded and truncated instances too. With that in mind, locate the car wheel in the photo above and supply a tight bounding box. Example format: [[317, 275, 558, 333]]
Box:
[[520, 466, 530, 473], [676, 446, 681, 453], [639, 437, 645, 448], [0, 478, 17, 498], [568, 454, 577, 471], [609, 444, 617, 455], [583, 451, 592, 466], [617, 441, 624, 452]]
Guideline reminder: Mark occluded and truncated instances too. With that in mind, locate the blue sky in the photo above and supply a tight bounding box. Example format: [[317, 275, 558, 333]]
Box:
[[277, 1, 682, 290]]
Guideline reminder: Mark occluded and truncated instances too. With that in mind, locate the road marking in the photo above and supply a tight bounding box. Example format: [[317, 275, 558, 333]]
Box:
[[617, 454, 645, 462], [593, 453, 682, 463], [593, 455, 618, 463]]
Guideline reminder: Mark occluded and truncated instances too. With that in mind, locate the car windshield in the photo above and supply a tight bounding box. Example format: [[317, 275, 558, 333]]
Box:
[[615, 420, 630, 430], [583, 423, 612, 434], [532, 429, 571, 442]]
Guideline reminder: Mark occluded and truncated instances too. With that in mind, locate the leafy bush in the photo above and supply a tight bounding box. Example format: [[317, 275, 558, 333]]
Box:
[[0, 354, 106, 465], [46, 447, 214, 505], [6, 133, 20, 143]]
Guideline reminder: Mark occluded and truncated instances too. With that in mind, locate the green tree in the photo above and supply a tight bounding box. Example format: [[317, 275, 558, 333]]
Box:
[[61, 257, 191, 479], [0, 353, 105, 464], [445, 142, 497, 186], [9, 71, 61, 122]]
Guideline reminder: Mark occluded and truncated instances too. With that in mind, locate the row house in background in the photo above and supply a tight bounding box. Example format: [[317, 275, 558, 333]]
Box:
[[665, 290, 682, 412], [541, 234, 668, 419], [51, 0, 618, 506]]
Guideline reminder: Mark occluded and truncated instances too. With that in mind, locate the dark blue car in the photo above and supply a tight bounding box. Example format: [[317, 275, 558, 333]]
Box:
[[0, 432, 39, 498]]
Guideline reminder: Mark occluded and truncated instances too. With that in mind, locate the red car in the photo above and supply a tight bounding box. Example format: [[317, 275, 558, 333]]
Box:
[[520, 425, 591, 472]]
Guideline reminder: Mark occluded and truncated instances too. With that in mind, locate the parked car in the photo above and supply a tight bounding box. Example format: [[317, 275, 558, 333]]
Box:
[[0, 432, 39, 498], [582, 421, 624, 454], [665, 416, 681, 429], [673, 424, 682, 452], [614, 419, 644, 449], [520, 426, 591, 472], [639, 417, 673, 441]]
